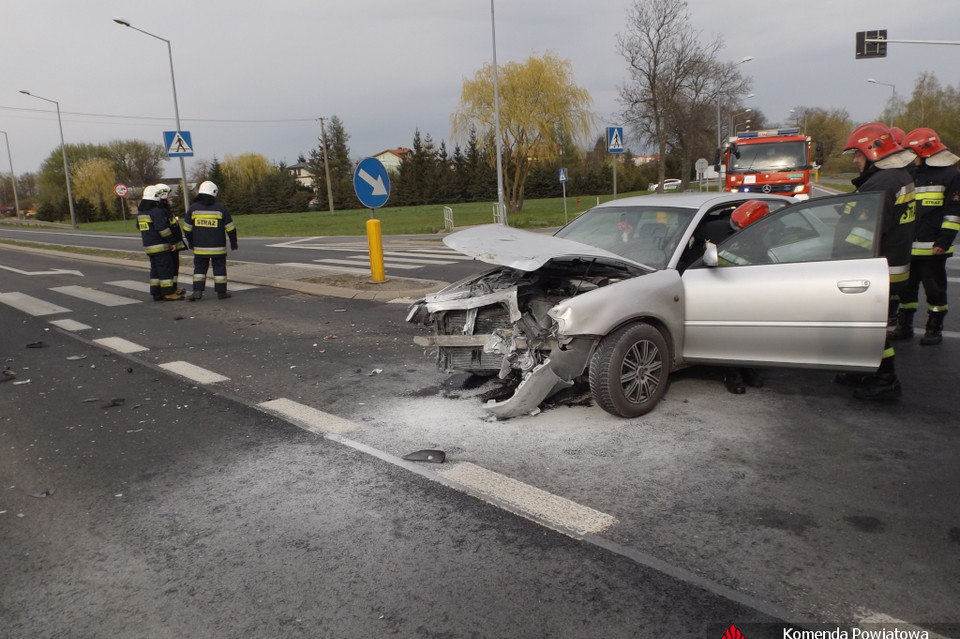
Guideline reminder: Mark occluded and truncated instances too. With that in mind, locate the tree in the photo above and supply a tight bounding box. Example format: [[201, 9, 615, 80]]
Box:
[[308, 116, 353, 211], [105, 139, 167, 187], [789, 106, 853, 173], [72, 157, 116, 221], [452, 51, 595, 213], [617, 0, 747, 190]]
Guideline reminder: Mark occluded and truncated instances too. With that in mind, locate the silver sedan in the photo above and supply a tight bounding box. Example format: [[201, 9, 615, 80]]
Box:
[[407, 191, 889, 418]]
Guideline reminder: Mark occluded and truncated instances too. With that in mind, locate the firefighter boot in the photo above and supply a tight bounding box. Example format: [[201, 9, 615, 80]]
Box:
[[189, 290, 203, 301], [853, 373, 902, 400], [886, 309, 915, 341], [919, 311, 946, 346]]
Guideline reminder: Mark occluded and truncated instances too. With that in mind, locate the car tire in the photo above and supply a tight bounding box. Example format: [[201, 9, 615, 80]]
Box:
[[589, 322, 670, 418]]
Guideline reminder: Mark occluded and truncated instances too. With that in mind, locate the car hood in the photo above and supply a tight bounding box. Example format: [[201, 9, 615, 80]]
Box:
[[443, 224, 644, 272]]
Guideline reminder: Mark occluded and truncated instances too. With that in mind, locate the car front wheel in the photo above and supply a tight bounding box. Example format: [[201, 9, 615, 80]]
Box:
[[589, 323, 670, 418]]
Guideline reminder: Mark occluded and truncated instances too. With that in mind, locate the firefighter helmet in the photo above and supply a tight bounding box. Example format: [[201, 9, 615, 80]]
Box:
[[730, 200, 771, 230], [154, 184, 171, 200], [889, 127, 906, 146], [141, 185, 159, 201], [904, 128, 947, 158], [843, 122, 901, 162], [198, 181, 219, 197]]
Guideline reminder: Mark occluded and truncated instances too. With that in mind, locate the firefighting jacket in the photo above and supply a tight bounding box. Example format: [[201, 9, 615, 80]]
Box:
[[183, 200, 237, 257], [851, 164, 916, 284], [137, 201, 177, 255], [911, 163, 960, 256]]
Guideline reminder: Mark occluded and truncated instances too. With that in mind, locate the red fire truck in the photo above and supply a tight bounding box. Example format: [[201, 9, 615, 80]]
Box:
[[715, 128, 823, 200]]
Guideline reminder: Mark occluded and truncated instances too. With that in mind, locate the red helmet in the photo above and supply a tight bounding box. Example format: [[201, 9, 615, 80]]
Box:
[[904, 128, 948, 158], [731, 200, 771, 230], [889, 127, 906, 146], [843, 122, 901, 162]]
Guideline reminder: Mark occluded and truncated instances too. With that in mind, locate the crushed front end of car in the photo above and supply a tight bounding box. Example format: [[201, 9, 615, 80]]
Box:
[[406, 257, 645, 418]]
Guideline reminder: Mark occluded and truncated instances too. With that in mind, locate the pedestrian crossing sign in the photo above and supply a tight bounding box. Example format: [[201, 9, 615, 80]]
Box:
[[607, 127, 624, 154], [163, 131, 194, 157]]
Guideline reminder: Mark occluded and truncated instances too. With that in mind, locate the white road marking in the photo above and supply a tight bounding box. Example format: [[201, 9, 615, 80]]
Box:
[[107, 279, 257, 293], [854, 609, 952, 639], [93, 337, 148, 354], [0, 292, 70, 316], [159, 361, 229, 384], [258, 398, 357, 434], [48, 318, 92, 331], [276, 262, 371, 276], [438, 461, 618, 536], [50, 285, 140, 307], [256, 399, 616, 536], [0, 264, 83, 276], [315, 258, 421, 270]]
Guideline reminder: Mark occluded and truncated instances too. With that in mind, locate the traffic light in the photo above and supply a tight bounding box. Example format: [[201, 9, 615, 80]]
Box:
[[856, 30, 887, 59]]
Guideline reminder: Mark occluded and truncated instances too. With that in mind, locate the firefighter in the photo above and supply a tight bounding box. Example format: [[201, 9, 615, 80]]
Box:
[[138, 185, 184, 301], [154, 184, 187, 294], [835, 122, 916, 400], [889, 128, 960, 345], [183, 181, 238, 301]]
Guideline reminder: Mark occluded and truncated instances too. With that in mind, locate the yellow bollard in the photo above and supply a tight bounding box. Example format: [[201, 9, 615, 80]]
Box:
[[366, 217, 385, 283]]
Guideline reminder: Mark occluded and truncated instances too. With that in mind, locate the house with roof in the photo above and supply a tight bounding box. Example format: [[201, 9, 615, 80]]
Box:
[[372, 148, 411, 174], [287, 161, 315, 188]]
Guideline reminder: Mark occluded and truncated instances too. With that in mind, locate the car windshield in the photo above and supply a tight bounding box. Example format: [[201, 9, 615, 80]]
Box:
[[554, 205, 698, 270], [729, 140, 807, 172]]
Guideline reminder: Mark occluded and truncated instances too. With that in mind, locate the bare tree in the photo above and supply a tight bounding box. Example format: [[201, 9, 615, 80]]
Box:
[[617, 0, 748, 188]]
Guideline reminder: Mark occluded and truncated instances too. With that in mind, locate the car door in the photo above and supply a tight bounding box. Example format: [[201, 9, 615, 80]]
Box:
[[679, 192, 888, 371]]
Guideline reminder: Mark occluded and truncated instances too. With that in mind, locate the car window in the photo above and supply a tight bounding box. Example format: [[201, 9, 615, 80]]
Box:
[[554, 205, 698, 269], [716, 192, 884, 265]]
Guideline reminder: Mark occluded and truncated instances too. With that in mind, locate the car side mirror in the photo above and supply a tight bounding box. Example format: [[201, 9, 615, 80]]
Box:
[[815, 141, 824, 166], [703, 241, 719, 267]]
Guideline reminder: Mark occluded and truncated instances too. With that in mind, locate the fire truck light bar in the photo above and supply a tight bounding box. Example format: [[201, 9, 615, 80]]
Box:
[[737, 128, 801, 140]]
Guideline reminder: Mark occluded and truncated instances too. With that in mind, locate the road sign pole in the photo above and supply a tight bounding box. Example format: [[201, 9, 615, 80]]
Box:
[[366, 217, 385, 283], [562, 182, 568, 225]]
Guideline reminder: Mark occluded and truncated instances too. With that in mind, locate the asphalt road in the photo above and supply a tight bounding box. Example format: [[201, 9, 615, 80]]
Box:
[[1, 226, 959, 637]]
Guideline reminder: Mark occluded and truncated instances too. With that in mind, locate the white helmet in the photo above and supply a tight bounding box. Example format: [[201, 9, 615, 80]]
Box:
[[198, 181, 219, 197], [141, 185, 159, 201], [154, 184, 171, 200]]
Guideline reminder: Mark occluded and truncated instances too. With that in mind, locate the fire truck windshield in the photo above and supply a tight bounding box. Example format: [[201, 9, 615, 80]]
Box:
[[730, 141, 807, 173]]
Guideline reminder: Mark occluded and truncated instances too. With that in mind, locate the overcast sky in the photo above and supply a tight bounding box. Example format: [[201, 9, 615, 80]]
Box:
[[3, 0, 958, 179]]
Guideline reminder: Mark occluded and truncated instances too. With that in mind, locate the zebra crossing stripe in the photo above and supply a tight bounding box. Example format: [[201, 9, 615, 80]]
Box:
[[94, 337, 148, 354], [0, 292, 70, 316], [51, 285, 140, 306]]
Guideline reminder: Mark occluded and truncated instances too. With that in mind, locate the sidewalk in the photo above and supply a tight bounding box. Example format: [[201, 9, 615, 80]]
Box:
[[0, 242, 448, 301]]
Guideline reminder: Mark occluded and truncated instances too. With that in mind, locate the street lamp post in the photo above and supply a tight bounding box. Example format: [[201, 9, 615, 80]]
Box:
[[716, 57, 753, 150], [490, 0, 506, 225], [867, 78, 896, 128], [0, 130, 22, 222], [18, 91, 76, 228], [730, 108, 752, 135], [114, 18, 190, 215], [734, 119, 752, 134]]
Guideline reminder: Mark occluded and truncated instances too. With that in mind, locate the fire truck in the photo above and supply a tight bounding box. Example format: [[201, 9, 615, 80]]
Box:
[[715, 128, 823, 200]]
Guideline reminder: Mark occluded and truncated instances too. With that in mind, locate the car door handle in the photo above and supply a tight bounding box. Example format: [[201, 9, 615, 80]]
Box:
[[837, 280, 871, 294]]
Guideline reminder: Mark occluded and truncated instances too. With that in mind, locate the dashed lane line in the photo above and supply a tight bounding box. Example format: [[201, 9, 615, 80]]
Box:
[[159, 361, 230, 384], [93, 337, 149, 354], [48, 318, 92, 331]]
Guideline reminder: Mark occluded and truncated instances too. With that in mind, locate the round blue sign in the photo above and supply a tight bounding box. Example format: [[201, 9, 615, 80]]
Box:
[[353, 157, 391, 209]]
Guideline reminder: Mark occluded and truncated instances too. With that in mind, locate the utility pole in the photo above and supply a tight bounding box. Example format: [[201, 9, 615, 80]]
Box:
[[318, 117, 335, 213]]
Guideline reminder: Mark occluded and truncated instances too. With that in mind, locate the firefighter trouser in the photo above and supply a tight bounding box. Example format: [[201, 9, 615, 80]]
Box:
[[898, 256, 949, 313], [192, 254, 228, 294], [148, 251, 179, 297]]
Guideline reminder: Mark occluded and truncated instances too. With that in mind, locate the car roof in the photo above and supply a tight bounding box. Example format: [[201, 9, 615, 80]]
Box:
[[595, 192, 795, 210]]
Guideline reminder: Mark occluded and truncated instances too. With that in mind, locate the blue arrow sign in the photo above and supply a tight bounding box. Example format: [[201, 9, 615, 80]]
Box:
[[353, 157, 391, 209]]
